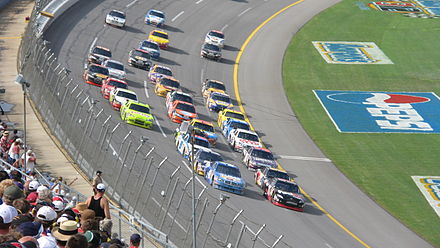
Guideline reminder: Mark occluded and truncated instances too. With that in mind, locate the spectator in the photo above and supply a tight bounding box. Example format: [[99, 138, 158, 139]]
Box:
[[16, 221, 43, 238], [52, 220, 79, 248], [84, 230, 101, 248], [9, 171, 24, 190], [7, 139, 21, 165], [36, 185, 52, 205], [25, 181, 39, 205], [0, 131, 10, 158], [92, 171, 103, 189], [52, 200, 65, 214], [0, 171, 9, 183], [2, 184, 24, 205], [19, 236, 39, 248], [0, 204, 18, 235], [81, 219, 99, 233], [35, 206, 58, 248], [66, 234, 88, 248], [0, 179, 14, 201], [85, 184, 110, 220], [21, 149, 36, 173], [129, 234, 141, 248], [12, 198, 31, 215]]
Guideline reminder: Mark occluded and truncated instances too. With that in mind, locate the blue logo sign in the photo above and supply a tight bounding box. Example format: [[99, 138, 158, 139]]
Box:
[[314, 90, 440, 133]]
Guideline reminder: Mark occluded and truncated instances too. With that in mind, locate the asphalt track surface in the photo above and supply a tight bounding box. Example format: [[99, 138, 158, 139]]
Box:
[[44, 0, 433, 247]]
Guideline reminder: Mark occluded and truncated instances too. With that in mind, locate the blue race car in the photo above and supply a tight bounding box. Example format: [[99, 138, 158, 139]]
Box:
[[176, 132, 210, 160], [221, 118, 250, 138], [204, 162, 245, 195], [139, 40, 160, 60], [145, 9, 165, 27], [193, 149, 223, 176]]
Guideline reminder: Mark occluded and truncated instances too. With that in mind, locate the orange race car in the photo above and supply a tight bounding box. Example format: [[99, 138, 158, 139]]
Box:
[[167, 100, 197, 123]]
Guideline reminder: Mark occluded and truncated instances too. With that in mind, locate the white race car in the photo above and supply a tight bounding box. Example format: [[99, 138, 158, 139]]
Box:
[[105, 10, 126, 28], [102, 59, 126, 80], [228, 128, 262, 152], [205, 30, 224, 48]]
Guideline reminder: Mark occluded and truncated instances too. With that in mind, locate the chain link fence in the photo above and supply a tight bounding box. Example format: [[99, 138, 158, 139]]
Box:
[[18, 1, 293, 247]]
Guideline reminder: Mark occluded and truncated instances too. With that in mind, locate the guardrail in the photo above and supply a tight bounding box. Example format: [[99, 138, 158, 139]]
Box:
[[17, 0, 291, 247]]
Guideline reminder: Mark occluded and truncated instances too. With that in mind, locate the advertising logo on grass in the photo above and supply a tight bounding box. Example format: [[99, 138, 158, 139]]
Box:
[[368, 0, 440, 18], [312, 41, 393, 64], [412, 176, 440, 217], [314, 90, 440, 133]]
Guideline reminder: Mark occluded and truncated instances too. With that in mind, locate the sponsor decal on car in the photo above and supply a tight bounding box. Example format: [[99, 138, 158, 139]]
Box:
[[412, 176, 440, 217], [314, 90, 440, 133], [312, 41, 393, 64]]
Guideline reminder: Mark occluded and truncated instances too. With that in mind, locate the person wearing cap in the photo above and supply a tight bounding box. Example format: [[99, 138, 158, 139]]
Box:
[[0, 204, 18, 234], [21, 149, 36, 173], [35, 206, 59, 248], [84, 230, 101, 248], [85, 184, 110, 220], [52, 200, 65, 214], [92, 171, 103, 189], [0, 131, 9, 158], [16, 221, 43, 238], [129, 233, 141, 248], [35, 185, 52, 206], [2, 184, 24, 205], [25, 180, 40, 203], [51, 220, 79, 248]]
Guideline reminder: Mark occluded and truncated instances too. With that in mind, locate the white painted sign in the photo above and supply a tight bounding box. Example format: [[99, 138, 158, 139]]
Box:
[[412, 176, 440, 217]]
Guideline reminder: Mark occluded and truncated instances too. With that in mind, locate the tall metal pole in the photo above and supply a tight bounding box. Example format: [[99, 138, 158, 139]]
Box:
[[191, 130, 196, 248], [22, 84, 27, 173]]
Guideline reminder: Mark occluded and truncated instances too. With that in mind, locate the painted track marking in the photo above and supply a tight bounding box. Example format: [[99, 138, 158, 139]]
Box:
[[126, 0, 138, 8], [151, 197, 186, 231], [89, 37, 98, 51], [276, 155, 331, 162], [238, 7, 252, 17], [0, 36, 22, 39], [195, 0, 204, 4], [143, 80, 149, 98], [182, 160, 207, 188], [232, 0, 371, 247], [155, 118, 167, 137], [221, 24, 228, 32], [172, 11, 184, 22]]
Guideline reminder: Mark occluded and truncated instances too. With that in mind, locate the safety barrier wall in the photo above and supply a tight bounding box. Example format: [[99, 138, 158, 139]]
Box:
[[19, 1, 291, 247]]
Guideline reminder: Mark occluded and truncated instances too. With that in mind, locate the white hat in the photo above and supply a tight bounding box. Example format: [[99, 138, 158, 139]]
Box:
[[96, 183, 106, 191], [29, 180, 40, 191], [56, 216, 69, 224], [16, 138, 23, 143], [0, 204, 18, 224], [36, 185, 49, 194], [38, 235, 58, 248], [52, 200, 65, 212], [36, 206, 57, 222]]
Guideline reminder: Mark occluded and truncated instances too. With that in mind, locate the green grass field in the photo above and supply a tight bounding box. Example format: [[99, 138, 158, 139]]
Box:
[[283, 0, 440, 246]]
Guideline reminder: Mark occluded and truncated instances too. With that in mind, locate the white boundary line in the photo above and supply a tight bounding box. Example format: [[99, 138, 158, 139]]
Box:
[[181, 160, 207, 188], [238, 7, 252, 17], [172, 11, 184, 22], [155, 118, 167, 137], [89, 37, 98, 51], [143, 80, 149, 98], [126, 0, 138, 8], [195, 0, 204, 4]]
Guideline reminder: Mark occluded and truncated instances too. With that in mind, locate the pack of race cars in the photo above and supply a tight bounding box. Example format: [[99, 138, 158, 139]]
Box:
[[83, 9, 305, 212]]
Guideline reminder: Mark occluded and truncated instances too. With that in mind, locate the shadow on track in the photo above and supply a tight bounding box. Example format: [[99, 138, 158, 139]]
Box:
[[124, 25, 144, 34], [160, 57, 181, 66], [167, 46, 189, 55], [163, 25, 184, 33], [223, 45, 240, 52]]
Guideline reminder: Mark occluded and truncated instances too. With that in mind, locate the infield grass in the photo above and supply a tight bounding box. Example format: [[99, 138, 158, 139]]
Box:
[[283, 0, 440, 246]]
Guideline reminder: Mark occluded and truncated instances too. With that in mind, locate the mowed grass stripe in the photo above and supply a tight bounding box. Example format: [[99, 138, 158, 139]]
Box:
[[283, 0, 440, 246]]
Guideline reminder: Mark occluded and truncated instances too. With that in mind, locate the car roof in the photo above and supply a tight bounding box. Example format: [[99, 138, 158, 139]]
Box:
[[105, 59, 123, 65], [252, 147, 271, 153], [154, 64, 171, 70], [110, 10, 125, 14], [160, 75, 178, 81], [142, 39, 158, 45], [135, 48, 150, 54], [149, 9, 164, 14], [173, 91, 191, 97], [275, 178, 297, 185], [216, 161, 238, 169], [198, 149, 220, 156], [151, 30, 168, 35], [228, 119, 248, 124], [235, 129, 257, 135], [128, 101, 150, 108], [107, 78, 127, 83], [94, 46, 110, 51], [194, 135, 208, 141], [206, 79, 224, 85], [174, 100, 193, 106], [209, 30, 223, 35], [115, 88, 136, 94], [223, 109, 243, 114], [210, 92, 229, 97], [89, 63, 107, 69], [192, 119, 213, 126]]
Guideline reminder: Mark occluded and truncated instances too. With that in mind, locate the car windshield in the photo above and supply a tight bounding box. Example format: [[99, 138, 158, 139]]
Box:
[[109, 11, 125, 18], [204, 43, 220, 51], [161, 78, 179, 88], [195, 138, 209, 148], [129, 104, 150, 114], [217, 164, 241, 178], [141, 41, 159, 50], [117, 91, 137, 100], [199, 151, 223, 162], [252, 149, 274, 160], [92, 47, 112, 57], [229, 121, 249, 131], [152, 31, 168, 39], [275, 181, 299, 193], [212, 94, 230, 103], [108, 80, 127, 89], [207, 81, 226, 91], [267, 170, 290, 180], [89, 65, 109, 75], [176, 103, 195, 113], [106, 61, 124, 71], [237, 132, 258, 142], [225, 111, 245, 120], [155, 67, 172, 76], [193, 122, 214, 132], [209, 31, 224, 39], [174, 94, 193, 104], [133, 50, 151, 59], [150, 10, 164, 18]]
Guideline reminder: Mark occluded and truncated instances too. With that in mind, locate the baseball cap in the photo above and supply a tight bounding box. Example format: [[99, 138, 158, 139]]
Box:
[[29, 180, 40, 191], [17, 221, 43, 237], [4, 184, 24, 201], [52, 200, 65, 212], [36, 206, 57, 221], [130, 233, 141, 243], [85, 230, 101, 245], [96, 183, 106, 191], [0, 204, 18, 224]]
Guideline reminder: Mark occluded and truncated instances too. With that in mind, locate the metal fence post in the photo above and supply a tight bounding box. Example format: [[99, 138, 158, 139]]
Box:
[[224, 209, 243, 246], [119, 141, 143, 202], [132, 156, 153, 215], [76, 105, 94, 160], [168, 178, 191, 234], [142, 157, 167, 214], [270, 235, 284, 248], [234, 222, 246, 248], [155, 166, 181, 218], [110, 131, 131, 192], [105, 123, 121, 152], [202, 198, 226, 248], [159, 177, 179, 229], [97, 115, 111, 146], [113, 140, 132, 203], [88, 108, 103, 139], [251, 224, 266, 248]]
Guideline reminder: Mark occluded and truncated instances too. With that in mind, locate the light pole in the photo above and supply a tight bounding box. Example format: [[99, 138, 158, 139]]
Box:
[[15, 74, 30, 172], [191, 129, 196, 248]]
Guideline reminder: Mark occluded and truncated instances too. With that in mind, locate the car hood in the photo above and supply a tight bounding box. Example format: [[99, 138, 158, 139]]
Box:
[[128, 111, 153, 119], [151, 36, 169, 44], [277, 190, 304, 200], [175, 109, 196, 117], [115, 96, 134, 104], [251, 157, 277, 167], [218, 173, 243, 184], [107, 15, 125, 23], [148, 15, 164, 22], [108, 68, 125, 77]]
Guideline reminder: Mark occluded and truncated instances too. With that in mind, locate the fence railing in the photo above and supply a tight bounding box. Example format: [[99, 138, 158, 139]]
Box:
[[18, 1, 291, 247]]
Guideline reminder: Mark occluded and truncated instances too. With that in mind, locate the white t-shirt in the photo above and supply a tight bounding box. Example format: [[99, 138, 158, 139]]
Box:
[[22, 152, 36, 171]]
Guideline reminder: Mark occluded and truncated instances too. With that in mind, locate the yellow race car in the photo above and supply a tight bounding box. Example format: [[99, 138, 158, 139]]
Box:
[[217, 109, 246, 129], [148, 30, 169, 49], [155, 76, 180, 97], [201, 79, 226, 98]]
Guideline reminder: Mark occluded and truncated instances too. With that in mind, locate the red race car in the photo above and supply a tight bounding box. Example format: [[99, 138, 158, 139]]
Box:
[[167, 100, 197, 123], [100, 78, 128, 99]]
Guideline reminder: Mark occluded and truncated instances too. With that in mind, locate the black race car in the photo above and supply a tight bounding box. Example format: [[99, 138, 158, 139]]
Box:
[[88, 46, 112, 65], [128, 48, 153, 70], [254, 167, 290, 190], [201, 43, 221, 61], [265, 178, 305, 212]]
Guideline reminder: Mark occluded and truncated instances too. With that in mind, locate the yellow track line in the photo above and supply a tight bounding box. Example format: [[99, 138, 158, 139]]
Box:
[[0, 36, 22, 40], [232, 1, 371, 247]]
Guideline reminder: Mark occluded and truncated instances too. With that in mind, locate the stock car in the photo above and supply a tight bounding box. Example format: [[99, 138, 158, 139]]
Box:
[[120, 101, 154, 129], [217, 109, 246, 129], [202, 79, 226, 98], [102, 59, 126, 80], [148, 30, 169, 49], [193, 149, 223, 176], [255, 167, 290, 189], [221, 119, 250, 138], [265, 178, 305, 211], [83, 64, 109, 86], [88, 46, 112, 65], [145, 9, 165, 27], [166, 91, 193, 109], [167, 100, 197, 123], [139, 40, 160, 60], [175, 132, 210, 159], [206, 92, 233, 112], [204, 162, 245, 195], [128, 48, 152, 70], [201, 43, 221, 61], [105, 10, 126, 28], [100, 78, 128, 99], [190, 119, 217, 145], [205, 30, 225, 48], [154, 76, 180, 97], [228, 128, 262, 152], [148, 65, 173, 83], [243, 147, 277, 170], [109, 88, 138, 111]]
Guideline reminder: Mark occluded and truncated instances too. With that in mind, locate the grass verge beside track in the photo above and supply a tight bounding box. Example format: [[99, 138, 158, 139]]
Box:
[[283, 0, 440, 246]]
